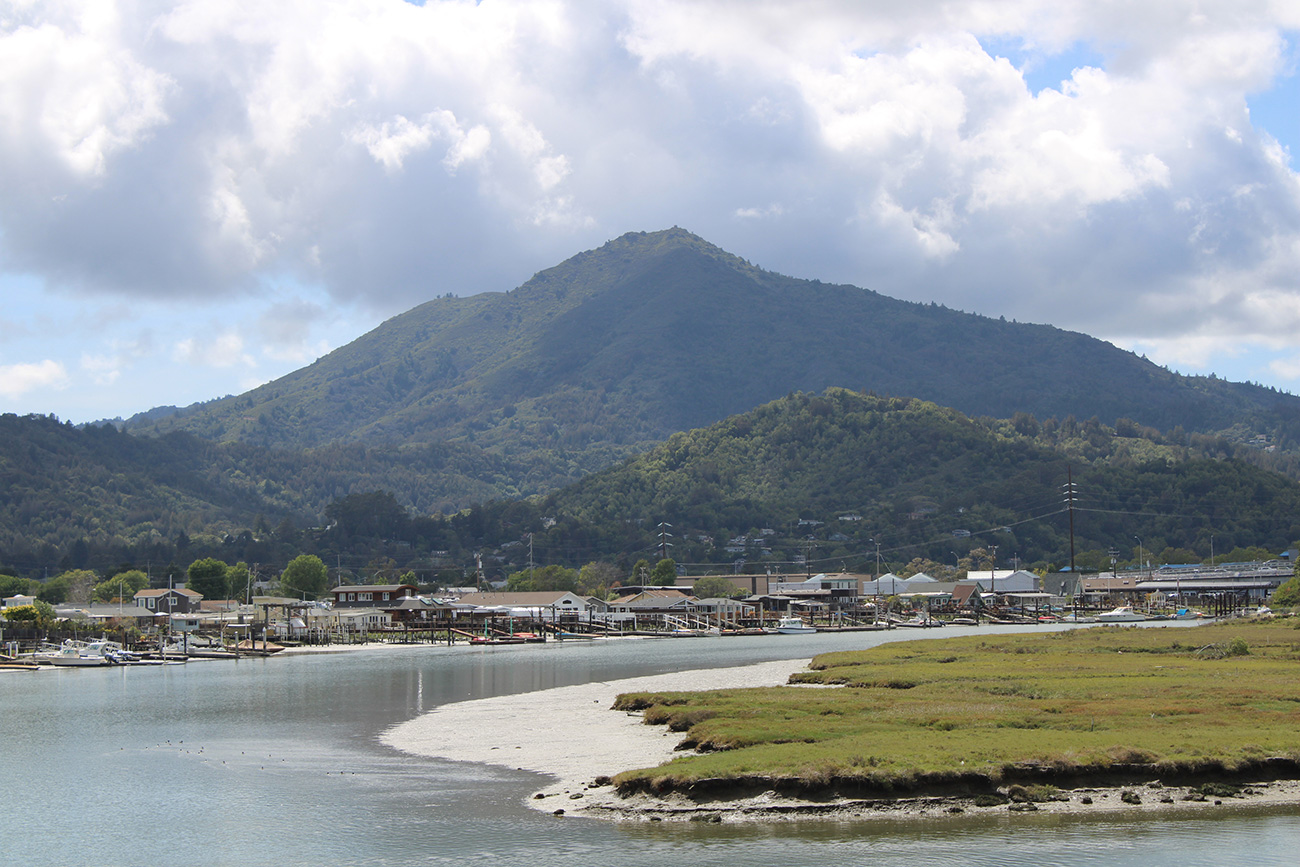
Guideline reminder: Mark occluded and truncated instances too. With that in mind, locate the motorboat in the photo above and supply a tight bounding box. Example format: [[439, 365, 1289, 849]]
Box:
[[1096, 606, 1146, 623], [32, 640, 114, 667], [767, 616, 817, 634]]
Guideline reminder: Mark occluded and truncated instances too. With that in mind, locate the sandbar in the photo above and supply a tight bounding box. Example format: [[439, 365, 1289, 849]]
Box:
[[382, 657, 1300, 822]]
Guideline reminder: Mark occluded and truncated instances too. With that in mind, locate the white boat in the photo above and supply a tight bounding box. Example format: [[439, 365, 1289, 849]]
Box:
[[32, 640, 114, 667], [1096, 606, 1146, 623], [767, 616, 817, 634]]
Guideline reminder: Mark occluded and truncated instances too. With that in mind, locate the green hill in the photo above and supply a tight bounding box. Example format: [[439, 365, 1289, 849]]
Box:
[[126, 228, 1300, 501], [537, 390, 1300, 572], [5, 389, 1299, 577]]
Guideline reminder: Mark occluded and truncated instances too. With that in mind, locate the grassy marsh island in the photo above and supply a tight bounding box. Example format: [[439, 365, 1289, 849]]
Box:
[[609, 621, 1300, 815]]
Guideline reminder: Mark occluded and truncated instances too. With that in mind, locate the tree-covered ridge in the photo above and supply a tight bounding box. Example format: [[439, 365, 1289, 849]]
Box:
[[122, 228, 1300, 507], [6, 389, 1300, 582], [543, 390, 1300, 572], [0, 412, 537, 574]]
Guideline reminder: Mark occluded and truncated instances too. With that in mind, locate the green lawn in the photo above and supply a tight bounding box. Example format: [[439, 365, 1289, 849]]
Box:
[[612, 620, 1300, 795]]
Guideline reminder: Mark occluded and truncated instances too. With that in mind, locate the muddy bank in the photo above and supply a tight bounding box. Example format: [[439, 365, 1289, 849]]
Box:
[[550, 777, 1300, 823]]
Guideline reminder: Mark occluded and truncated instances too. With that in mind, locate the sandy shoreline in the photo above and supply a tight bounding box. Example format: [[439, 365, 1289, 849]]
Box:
[[382, 658, 812, 813], [381, 656, 1300, 822]]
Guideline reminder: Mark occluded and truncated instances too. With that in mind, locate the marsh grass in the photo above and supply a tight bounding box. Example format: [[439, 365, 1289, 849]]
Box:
[[612, 622, 1300, 791]]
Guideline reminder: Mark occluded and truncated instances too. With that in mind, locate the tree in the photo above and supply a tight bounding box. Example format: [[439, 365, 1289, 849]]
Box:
[[2, 600, 56, 628], [690, 575, 742, 599], [93, 570, 148, 603], [186, 558, 229, 600], [326, 491, 410, 539], [577, 562, 620, 597], [281, 554, 328, 600], [630, 559, 651, 584], [0, 574, 36, 598], [1272, 564, 1300, 608], [506, 564, 578, 592], [226, 562, 250, 602], [40, 569, 97, 605], [650, 558, 678, 584]]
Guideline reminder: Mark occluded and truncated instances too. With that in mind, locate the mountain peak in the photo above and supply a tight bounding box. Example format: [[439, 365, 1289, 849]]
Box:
[[126, 229, 1300, 506]]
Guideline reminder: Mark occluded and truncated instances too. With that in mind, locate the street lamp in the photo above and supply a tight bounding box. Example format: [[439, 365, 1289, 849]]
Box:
[[1134, 536, 1145, 579]]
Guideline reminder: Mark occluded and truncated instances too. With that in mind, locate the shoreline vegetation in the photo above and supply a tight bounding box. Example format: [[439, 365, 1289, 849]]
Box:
[[389, 619, 1300, 822], [605, 619, 1300, 821]]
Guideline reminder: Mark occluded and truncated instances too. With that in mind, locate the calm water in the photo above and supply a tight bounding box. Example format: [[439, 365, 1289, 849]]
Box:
[[3, 626, 1297, 867]]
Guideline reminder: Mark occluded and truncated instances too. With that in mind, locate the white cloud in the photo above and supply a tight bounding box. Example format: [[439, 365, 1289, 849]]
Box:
[[1269, 355, 1300, 381], [172, 331, 255, 369], [0, 359, 69, 398], [350, 110, 491, 173], [734, 203, 784, 219], [0, 2, 172, 178], [1, 0, 1300, 419]]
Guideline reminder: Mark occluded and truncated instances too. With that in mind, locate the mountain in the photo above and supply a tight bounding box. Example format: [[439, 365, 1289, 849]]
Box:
[[127, 228, 1300, 502]]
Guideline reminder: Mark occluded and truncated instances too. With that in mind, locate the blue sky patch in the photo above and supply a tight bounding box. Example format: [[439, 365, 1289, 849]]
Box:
[[977, 36, 1108, 96]]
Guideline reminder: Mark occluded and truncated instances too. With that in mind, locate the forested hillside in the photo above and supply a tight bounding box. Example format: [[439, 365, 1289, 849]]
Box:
[[11, 388, 1295, 582], [0, 413, 527, 574], [538, 390, 1300, 573], [123, 229, 1300, 503]]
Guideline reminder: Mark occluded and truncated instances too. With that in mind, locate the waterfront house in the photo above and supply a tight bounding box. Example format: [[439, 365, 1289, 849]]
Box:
[[330, 584, 418, 608], [134, 587, 203, 614], [607, 589, 694, 616], [1079, 572, 1143, 605], [770, 572, 863, 607]]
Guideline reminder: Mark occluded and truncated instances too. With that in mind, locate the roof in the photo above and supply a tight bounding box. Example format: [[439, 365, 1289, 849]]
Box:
[[609, 589, 690, 604], [388, 597, 454, 610], [455, 591, 586, 606], [610, 592, 694, 609], [331, 584, 416, 594], [135, 587, 202, 598]]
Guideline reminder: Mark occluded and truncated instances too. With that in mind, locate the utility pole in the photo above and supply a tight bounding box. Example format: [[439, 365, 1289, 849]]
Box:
[[528, 533, 534, 586], [1062, 467, 1078, 574], [657, 523, 673, 561], [989, 545, 998, 598]]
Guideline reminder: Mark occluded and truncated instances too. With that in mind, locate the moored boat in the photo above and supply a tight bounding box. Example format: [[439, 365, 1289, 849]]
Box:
[[32, 640, 114, 667], [1096, 605, 1146, 623], [766, 615, 817, 634]]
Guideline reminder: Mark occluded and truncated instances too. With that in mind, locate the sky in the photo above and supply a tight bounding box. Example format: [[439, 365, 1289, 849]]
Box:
[[2, 0, 1299, 424]]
